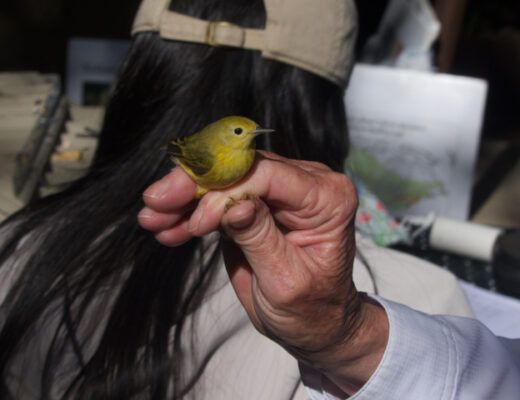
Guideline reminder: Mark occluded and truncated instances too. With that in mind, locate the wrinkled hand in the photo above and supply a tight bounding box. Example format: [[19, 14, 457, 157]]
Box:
[[138, 151, 387, 394]]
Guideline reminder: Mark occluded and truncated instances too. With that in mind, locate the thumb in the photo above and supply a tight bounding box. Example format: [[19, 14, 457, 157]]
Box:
[[221, 198, 293, 284]]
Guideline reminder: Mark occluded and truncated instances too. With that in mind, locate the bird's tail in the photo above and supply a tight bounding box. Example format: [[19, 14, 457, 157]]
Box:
[[166, 140, 183, 157]]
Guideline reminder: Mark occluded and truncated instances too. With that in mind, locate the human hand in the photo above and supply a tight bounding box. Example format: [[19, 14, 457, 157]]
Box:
[[138, 151, 388, 394]]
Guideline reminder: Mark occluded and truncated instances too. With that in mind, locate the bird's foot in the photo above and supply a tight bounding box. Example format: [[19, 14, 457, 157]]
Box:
[[239, 192, 258, 201], [224, 193, 258, 211]]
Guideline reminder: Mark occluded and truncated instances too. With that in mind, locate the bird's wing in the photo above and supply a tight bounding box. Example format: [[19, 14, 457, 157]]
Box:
[[167, 138, 214, 176]]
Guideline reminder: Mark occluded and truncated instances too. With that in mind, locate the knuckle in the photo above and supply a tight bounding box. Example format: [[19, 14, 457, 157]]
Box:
[[332, 173, 358, 213], [232, 203, 274, 248], [315, 172, 357, 213]]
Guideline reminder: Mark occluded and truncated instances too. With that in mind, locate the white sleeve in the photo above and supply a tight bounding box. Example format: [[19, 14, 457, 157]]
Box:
[[301, 296, 520, 400]]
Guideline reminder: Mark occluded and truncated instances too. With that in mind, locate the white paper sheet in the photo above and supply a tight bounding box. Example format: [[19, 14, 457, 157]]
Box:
[[344, 64, 488, 220]]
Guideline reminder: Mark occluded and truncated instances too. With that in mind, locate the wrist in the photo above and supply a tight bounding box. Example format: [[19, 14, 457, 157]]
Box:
[[319, 294, 389, 396]]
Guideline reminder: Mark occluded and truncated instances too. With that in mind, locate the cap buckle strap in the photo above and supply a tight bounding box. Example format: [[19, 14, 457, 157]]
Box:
[[205, 21, 241, 47]]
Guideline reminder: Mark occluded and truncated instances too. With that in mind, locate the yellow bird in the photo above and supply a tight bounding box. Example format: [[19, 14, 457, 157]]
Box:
[[167, 116, 274, 198]]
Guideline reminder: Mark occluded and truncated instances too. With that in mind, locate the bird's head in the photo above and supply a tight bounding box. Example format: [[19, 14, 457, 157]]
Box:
[[214, 116, 274, 149]]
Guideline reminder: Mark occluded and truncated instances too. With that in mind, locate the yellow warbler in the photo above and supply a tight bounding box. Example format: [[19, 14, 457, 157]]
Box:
[[167, 116, 274, 198]]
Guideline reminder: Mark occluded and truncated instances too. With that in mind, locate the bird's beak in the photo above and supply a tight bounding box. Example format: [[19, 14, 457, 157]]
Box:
[[251, 128, 275, 136]]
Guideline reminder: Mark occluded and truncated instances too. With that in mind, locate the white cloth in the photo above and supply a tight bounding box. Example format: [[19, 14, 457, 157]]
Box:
[[460, 280, 520, 339], [2, 232, 477, 399], [159, 235, 478, 399], [302, 295, 520, 400]]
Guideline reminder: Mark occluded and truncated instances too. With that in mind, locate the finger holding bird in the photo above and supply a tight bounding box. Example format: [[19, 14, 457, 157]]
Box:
[[141, 149, 328, 248], [140, 116, 274, 241]]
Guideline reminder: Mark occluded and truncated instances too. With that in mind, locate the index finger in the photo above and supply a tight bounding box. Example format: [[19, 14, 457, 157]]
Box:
[[188, 153, 331, 236], [143, 167, 197, 212]]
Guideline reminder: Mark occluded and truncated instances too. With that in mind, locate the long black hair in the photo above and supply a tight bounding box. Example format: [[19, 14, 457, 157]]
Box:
[[0, 0, 349, 398]]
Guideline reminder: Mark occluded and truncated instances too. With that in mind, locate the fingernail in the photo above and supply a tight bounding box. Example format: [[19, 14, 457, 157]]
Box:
[[143, 177, 170, 199], [137, 208, 154, 219], [188, 203, 205, 233], [228, 202, 256, 230], [229, 212, 255, 230]]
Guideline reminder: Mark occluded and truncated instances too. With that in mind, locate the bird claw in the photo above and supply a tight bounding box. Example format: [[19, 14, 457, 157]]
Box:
[[224, 193, 258, 211], [225, 197, 237, 211], [240, 193, 258, 201]]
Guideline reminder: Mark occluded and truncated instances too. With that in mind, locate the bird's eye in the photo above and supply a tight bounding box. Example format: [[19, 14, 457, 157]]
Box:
[[234, 128, 243, 135]]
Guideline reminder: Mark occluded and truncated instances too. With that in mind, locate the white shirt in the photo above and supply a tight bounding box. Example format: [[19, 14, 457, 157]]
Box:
[[2, 231, 495, 399], [302, 295, 520, 399]]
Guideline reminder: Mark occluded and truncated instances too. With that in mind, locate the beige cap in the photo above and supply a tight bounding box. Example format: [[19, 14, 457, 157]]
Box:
[[132, 0, 358, 88]]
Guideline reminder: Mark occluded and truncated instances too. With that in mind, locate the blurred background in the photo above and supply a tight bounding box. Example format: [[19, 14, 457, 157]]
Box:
[[0, 0, 519, 299], [0, 0, 140, 75], [1, 0, 518, 140]]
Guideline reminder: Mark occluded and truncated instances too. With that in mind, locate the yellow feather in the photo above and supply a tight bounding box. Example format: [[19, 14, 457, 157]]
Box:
[[166, 116, 274, 198]]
